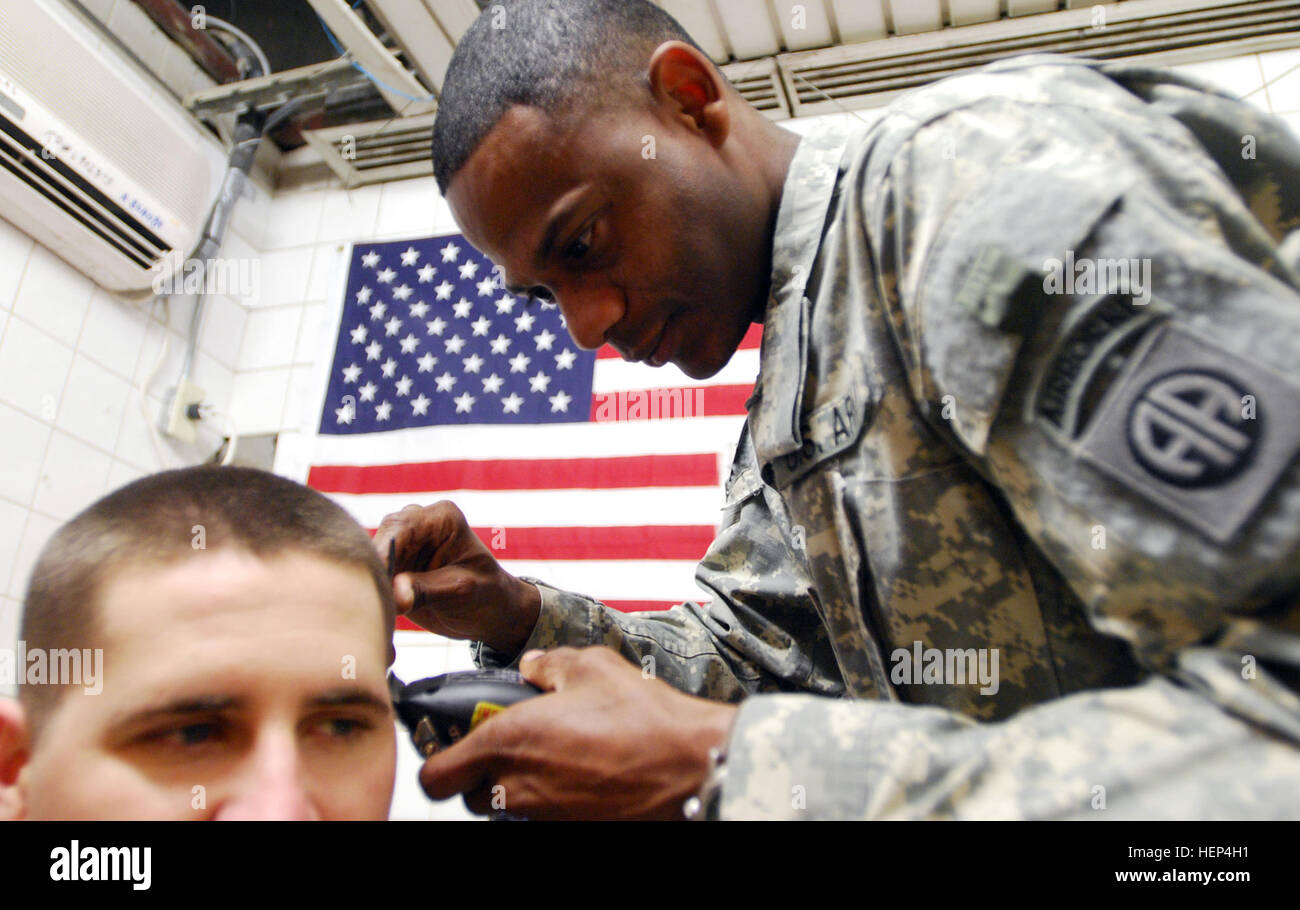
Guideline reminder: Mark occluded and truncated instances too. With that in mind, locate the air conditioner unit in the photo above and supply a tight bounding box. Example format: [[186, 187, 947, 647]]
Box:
[[0, 0, 223, 295]]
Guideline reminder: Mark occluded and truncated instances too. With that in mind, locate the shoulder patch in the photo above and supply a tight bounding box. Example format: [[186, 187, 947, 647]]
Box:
[[1078, 324, 1300, 543]]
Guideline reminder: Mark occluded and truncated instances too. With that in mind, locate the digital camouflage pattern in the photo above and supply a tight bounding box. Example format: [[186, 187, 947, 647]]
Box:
[[475, 55, 1300, 818]]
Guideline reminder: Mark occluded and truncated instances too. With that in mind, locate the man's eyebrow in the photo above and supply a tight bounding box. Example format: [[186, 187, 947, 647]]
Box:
[[306, 688, 392, 713], [112, 696, 243, 728], [534, 189, 589, 271]]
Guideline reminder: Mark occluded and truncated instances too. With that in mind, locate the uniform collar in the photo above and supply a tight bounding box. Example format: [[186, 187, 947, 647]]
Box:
[[750, 120, 861, 463]]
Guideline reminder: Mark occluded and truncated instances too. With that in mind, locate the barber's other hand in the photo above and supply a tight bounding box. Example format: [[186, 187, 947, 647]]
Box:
[[372, 501, 540, 655], [419, 647, 737, 820]]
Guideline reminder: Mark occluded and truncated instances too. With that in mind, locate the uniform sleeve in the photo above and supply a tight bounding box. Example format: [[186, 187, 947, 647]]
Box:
[[720, 665, 1300, 819], [473, 429, 847, 702], [719, 58, 1300, 817], [863, 58, 1300, 690]]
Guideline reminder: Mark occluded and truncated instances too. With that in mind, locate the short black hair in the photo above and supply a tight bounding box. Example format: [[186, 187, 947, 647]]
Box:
[[431, 0, 708, 194]]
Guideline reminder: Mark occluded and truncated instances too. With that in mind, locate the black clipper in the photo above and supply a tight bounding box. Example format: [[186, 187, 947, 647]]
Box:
[[389, 669, 542, 757]]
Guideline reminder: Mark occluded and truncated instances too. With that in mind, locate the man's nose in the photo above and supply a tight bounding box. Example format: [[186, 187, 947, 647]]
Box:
[[555, 282, 624, 351], [212, 730, 320, 821]]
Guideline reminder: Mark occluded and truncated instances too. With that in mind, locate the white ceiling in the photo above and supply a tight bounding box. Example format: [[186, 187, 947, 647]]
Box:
[[420, 0, 1135, 65]]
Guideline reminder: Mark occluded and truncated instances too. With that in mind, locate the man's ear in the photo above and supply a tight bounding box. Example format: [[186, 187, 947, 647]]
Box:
[[0, 697, 30, 820], [647, 41, 730, 147]]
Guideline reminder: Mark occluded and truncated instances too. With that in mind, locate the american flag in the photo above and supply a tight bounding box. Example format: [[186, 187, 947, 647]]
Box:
[[278, 233, 762, 630]]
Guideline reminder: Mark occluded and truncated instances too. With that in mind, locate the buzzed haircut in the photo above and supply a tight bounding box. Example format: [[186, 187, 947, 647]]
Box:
[[18, 465, 396, 741], [431, 0, 709, 194]]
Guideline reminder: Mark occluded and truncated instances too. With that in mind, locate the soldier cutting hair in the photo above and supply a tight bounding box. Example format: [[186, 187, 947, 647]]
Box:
[[375, 0, 1300, 819]]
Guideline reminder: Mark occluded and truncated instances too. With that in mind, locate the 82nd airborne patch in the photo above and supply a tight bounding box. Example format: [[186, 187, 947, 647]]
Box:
[[1078, 324, 1300, 544]]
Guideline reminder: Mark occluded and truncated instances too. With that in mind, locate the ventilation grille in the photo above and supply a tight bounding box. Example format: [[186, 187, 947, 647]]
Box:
[[303, 113, 437, 188], [0, 108, 171, 271], [783, 0, 1300, 116], [724, 58, 791, 118], [305, 0, 1300, 186], [0, 0, 211, 227]]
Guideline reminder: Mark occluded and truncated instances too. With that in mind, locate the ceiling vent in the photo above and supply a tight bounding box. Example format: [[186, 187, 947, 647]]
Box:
[[303, 113, 437, 188], [300, 0, 1300, 187], [782, 0, 1300, 116], [724, 57, 792, 119]]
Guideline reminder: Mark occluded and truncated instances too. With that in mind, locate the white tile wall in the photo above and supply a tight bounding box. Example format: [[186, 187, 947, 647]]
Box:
[[1258, 49, 1300, 115], [377, 177, 456, 240], [0, 500, 28, 611], [306, 243, 349, 304], [0, 217, 34, 307], [263, 192, 327, 253], [214, 231, 260, 309], [54, 356, 132, 451], [0, 317, 75, 422], [228, 180, 273, 253], [1175, 55, 1271, 111], [32, 431, 114, 522], [239, 307, 304, 371], [318, 185, 384, 244], [229, 367, 293, 434], [78, 290, 150, 380], [12, 246, 93, 342], [0, 197, 258, 633], [0, 404, 52, 507], [196, 294, 248, 369], [283, 365, 320, 436], [254, 247, 316, 310], [6, 511, 62, 602]]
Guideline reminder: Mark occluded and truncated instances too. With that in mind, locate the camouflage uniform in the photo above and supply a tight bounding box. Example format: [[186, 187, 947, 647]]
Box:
[[475, 55, 1300, 818]]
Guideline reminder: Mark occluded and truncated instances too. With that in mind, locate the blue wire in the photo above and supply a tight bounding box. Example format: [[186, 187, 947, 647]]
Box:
[[316, 7, 436, 105]]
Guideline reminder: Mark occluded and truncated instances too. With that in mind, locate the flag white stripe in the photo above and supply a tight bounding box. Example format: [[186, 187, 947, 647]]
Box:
[[279, 416, 748, 467], [327, 487, 725, 529], [590, 349, 761, 393], [497, 560, 707, 602]]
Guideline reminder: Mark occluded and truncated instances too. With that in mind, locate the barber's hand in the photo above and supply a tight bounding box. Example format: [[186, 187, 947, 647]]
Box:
[[372, 501, 541, 655], [419, 647, 738, 820]]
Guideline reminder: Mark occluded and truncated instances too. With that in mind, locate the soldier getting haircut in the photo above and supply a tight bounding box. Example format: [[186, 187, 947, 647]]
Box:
[[430, 0, 709, 194], [18, 465, 397, 745]]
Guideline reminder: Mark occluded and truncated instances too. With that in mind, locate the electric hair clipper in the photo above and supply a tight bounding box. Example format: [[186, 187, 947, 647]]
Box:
[[389, 669, 541, 757]]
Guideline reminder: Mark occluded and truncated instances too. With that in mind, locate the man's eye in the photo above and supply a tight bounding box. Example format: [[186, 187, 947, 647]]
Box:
[[565, 226, 594, 261], [144, 722, 223, 749], [310, 716, 373, 741], [177, 723, 219, 745], [525, 286, 554, 309]]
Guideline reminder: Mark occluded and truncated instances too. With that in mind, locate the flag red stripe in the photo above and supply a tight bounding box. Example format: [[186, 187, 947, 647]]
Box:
[[364, 525, 716, 560], [469, 525, 715, 560], [308, 453, 718, 494], [595, 323, 762, 360], [603, 600, 678, 613], [589, 384, 753, 421], [394, 598, 677, 631]]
